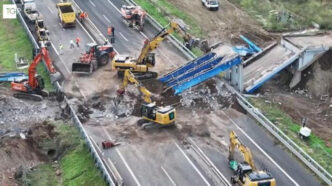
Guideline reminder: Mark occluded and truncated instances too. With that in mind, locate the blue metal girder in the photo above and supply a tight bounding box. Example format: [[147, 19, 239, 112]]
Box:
[[167, 56, 224, 87], [159, 53, 216, 83], [173, 56, 242, 95], [0, 72, 28, 82]]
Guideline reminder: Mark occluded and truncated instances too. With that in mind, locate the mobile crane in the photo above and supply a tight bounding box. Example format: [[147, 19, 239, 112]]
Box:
[[11, 42, 61, 101], [228, 131, 276, 186], [117, 70, 176, 129], [112, 20, 193, 79]]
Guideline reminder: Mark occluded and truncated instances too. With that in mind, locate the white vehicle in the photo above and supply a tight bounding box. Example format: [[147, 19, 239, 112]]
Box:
[[22, 0, 40, 23], [201, 0, 219, 11]]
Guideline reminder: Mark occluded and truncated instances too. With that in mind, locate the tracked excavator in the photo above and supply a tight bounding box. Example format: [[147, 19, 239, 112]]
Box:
[[112, 20, 193, 80], [11, 42, 62, 101], [228, 131, 276, 186], [117, 70, 176, 129]]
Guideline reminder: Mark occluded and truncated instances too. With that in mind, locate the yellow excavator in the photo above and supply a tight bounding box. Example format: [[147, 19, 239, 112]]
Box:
[[117, 69, 176, 129], [228, 131, 276, 186], [112, 21, 192, 79]]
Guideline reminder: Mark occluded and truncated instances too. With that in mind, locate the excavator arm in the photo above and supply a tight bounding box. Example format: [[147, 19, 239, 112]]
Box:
[[136, 21, 190, 64], [229, 130, 256, 171], [119, 69, 152, 103]]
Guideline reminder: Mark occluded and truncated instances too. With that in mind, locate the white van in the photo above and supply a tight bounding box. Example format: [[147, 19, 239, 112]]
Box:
[[201, 0, 219, 11]]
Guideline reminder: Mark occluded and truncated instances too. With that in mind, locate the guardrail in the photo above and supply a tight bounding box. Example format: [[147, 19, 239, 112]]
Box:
[[123, 0, 332, 183], [12, 1, 116, 185], [124, 0, 196, 61], [225, 83, 332, 185]]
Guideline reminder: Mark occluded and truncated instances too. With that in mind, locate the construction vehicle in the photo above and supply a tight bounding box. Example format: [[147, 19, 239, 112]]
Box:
[[35, 18, 48, 32], [117, 70, 176, 129], [11, 42, 61, 101], [112, 21, 193, 79], [22, 0, 40, 23], [72, 43, 116, 74], [121, 5, 146, 31], [201, 0, 219, 11], [56, 2, 76, 27], [228, 131, 276, 186]]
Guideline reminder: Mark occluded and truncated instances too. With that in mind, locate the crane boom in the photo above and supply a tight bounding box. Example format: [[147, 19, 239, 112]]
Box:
[[136, 21, 190, 64], [119, 69, 152, 103], [229, 130, 256, 170]]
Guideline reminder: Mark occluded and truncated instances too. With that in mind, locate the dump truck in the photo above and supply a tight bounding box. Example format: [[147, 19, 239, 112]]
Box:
[[56, 2, 76, 27], [22, 0, 40, 23]]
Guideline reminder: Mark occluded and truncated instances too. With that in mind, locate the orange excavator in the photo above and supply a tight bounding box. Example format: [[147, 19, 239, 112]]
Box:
[[121, 5, 146, 31], [11, 42, 61, 101]]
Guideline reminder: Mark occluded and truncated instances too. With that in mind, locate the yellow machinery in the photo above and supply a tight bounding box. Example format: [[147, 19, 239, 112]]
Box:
[[117, 70, 176, 129], [229, 131, 276, 186], [112, 21, 192, 79]]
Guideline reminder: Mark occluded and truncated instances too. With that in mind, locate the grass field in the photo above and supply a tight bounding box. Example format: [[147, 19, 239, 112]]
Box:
[[250, 98, 332, 174], [230, 0, 332, 31], [22, 122, 107, 186], [134, 0, 204, 56], [0, 0, 52, 91]]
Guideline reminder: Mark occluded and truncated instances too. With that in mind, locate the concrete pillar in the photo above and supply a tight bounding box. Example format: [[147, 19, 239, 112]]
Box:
[[225, 69, 231, 80], [237, 64, 244, 92], [231, 65, 237, 86]]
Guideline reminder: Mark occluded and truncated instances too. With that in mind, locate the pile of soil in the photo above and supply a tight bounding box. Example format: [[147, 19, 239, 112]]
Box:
[[0, 122, 61, 186]]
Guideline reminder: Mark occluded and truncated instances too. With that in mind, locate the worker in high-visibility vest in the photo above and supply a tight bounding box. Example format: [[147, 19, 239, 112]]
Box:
[[107, 26, 115, 43]]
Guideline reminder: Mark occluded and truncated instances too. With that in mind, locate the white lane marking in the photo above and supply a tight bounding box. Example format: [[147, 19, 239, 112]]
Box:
[[76, 19, 95, 42], [174, 142, 211, 186], [107, 0, 122, 14], [161, 166, 176, 186], [102, 127, 141, 186], [139, 31, 148, 39], [119, 32, 128, 41], [50, 42, 86, 99], [47, 6, 54, 14], [103, 14, 111, 23], [89, 0, 96, 7], [221, 111, 300, 186], [50, 41, 70, 74]]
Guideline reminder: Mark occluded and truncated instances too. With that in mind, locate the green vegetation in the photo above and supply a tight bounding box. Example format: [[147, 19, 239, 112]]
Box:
[[22, 122, 107, 186], [22, 164, 59, 186], [0, 0, 53, 91], [134, 0, 204, 56], [230, 0, 332, 31], [250, 98, 332, 174]]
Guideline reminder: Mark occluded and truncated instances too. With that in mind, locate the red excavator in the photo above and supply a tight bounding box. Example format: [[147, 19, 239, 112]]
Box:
[[11, 42, 61, 101], [121, 5, 146, 31], [72, 43, 116, 74]]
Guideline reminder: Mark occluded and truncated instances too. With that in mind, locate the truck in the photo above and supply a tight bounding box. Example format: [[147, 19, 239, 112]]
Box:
[[22, 0, 40, 23], [201, 0, 219, 11], [56, 2, 76, 27]]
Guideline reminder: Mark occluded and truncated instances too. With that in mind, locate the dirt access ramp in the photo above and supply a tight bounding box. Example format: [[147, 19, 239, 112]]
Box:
[[167, 0, 273, 46]]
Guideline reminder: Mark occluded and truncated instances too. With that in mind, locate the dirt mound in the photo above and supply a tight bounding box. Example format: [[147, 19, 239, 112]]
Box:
[[0, 122, 60, 186]]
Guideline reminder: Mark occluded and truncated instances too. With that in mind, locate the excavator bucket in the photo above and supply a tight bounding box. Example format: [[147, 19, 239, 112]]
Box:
[[71, 63, 93, 74]]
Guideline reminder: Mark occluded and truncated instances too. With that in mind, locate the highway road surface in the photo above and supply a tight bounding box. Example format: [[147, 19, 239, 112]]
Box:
[[24, 0, 322, 185]]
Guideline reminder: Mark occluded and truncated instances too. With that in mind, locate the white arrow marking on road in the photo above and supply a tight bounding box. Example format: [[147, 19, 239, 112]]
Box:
[[221, 111, 300, 186]]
